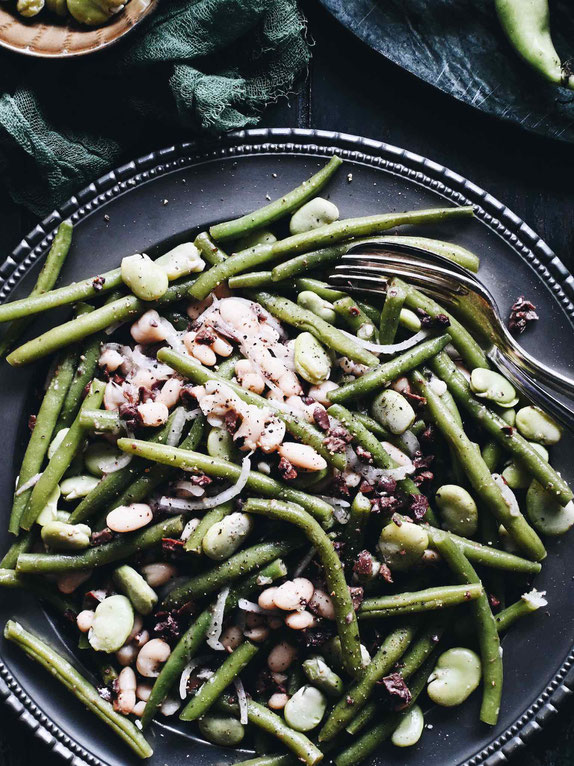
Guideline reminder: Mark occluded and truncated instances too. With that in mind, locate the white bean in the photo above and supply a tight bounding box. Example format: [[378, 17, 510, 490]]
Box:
[[221, 625, 244, 652], [156, 378, 183, 408], [137, 401, 169, 427], [278, 371, 303, 396], [212, 335, 233, 357], [242, 373, 266, 394], [127, 614, 144, 643], [76, 609, 95, 633], [307, 380, 339, 406], [243, 625, 270, 643], [131, 309, 169, 344], [273, 578, 314, 611], [116, 643, 139, 667], [136, 682, 153, 702], [268, 693, 290, 710], [285, 611, 316, 630], [267, 641, 297, 672], [308, 589, 335, 620], [57, 569, 92, 594], [132, 701, 147, 717], [191, 343, 217, 367], [140, 562, 177, 587], [107, 503, 153, 534], [258, 587, 279, 611], [136, 638, 171, 678], [277, 443, 327, 471]]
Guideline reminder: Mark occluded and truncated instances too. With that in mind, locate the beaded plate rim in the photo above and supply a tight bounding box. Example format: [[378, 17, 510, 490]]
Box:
[[0, 127, 572, 766]]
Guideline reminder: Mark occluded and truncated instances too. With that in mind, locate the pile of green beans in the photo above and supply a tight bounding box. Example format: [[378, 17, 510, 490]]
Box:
[[0, 154, 570, 764]]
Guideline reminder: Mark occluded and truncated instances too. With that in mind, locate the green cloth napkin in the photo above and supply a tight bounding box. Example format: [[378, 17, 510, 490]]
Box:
[[0, 0, 309, 216]]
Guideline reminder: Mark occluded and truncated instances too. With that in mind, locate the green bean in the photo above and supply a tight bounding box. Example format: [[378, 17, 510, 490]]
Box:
[[7, 277, 197, 367], [21, 380, 105, 530], [333, 296, 378, 341], [0, 221, 73, 357], [0, 568, 76, 614], [0, 534, 33, 570], [271, 245, 348, 282], [319, 623, 416, 742], [431, 352, 572, 505], [184, 502, 233, 554], [210, 156, 343, 242], [373, 235, 480, 272], [233, 756, 294, 766], [0, 267, 124, 325], [9, 349, 77, 535], [4, 620, 152, 758], [358, 584, 482, 619], [353, 411, 391, 440], [155, 348, 346, 473], [164, 540, 299, 608], [57, 329, 104, 430], [327, 333, 451, 404], [378, 278, 407, 344], [116, 437, 333, 526], [193, 207, 474, 301], [411, 370, 545, 562], [244, 497, 363, 676], [397, 279, 487, 369], [228, 271, 275, 290], [250, 292, 378, 366], [431, 530, 502, 726], [289, 278, 346, 302], [69, 412, 180, 523], [142, 559, 287, 727], [495, 594, 545, 633], [16, 516, 184, 573], [79, 410, 121, 432], [335, 655, 434, 766], [327, 404, 437, 525], [342, 493, 371, 568], [218, 697, 323, 766], [180, 641, 259, 720], [302, 657, 344, 698], [194, 232, 228, 265]]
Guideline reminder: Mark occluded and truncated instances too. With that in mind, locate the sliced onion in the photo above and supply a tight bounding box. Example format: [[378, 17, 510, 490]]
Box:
[[105, 320, 127, 336], [179, 654, 212, 700], [160, 453, 252, 512], [166, 407, 187, 447], [492, 473, 521, 517], [339, 328, 429, 355], [172, 481, 205, 498], [186, 408, 202, 420], [206, 586, 230, 651], [15, 472, 43, 496], [400, 429, 421, 457], [318, 496, 351, 524], [237, 598, 267, 614], [234, 677, 249, 725], [100, 453, 132, 474]]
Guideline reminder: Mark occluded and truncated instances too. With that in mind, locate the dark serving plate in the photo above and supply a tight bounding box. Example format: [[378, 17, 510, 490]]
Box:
[[0, 128, 573, 766], [317, 0, 574, 144]]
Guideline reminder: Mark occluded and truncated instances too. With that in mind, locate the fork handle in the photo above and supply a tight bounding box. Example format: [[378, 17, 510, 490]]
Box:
[[488, 346, 574, 432]]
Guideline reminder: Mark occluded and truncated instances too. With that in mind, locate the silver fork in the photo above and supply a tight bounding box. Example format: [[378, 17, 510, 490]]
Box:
[[327, 239, 574, 431]]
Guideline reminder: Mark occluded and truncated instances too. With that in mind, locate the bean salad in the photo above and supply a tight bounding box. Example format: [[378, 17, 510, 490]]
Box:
[[0, 156, 571, 763]]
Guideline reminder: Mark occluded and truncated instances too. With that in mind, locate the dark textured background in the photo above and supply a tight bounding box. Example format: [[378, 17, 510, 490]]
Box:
[[0, 1, 574, 763]]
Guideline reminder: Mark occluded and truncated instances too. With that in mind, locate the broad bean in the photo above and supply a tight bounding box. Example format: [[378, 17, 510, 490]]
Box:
[[206, 427, 240, 462], [113, 565, 158, 615], [391, 705, 424, 747], [427, 647, 481, 707], [89, 595, 134, 653], [435, 485, 478, 536], [294, 332, 332, 385], [41, 521, 92, 551], [516, 406, 561, 445], [60, 475, 100, 501], [198, 715, 245, 747], [121, 253, 168, 301], [378, 519, 429, 571], [302, 656, 343, 698], [470, 369, 518, 407], [236, 230, 277, 250], [84, 442, 124, 477], [284, 685, 328, 732], [502, 443, 549, 490], [289, 198, 340, 235], [297, 291, 337, 324], [526, 480, 574, 535], [370, 389, 415, 435], [202, 512, 254, 560], [36, 486, 60, 526]]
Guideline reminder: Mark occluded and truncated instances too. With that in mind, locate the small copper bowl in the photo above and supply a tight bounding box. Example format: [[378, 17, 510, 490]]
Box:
[[0, 0, 157, 58]]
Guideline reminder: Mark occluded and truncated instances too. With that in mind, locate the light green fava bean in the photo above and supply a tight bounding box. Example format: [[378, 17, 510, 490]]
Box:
[[41, 521, 92, 551], [89, 595, 134, 653], [155, 243, 205, 279], [17, 0, 44, 16], [283, 685, 328, 732], [84, 442, 124, 477], [202, 512, 254, 561], [302, 656, 344, 698], [435, 484, 478, 536], [49, 428, 70, 460], [516, 406, 562, 445], [526, 480, 574, 535], [206, 427, 241, 462], [236, 230, 277, 250], [198, 715, 245, 746], [378, 519, 429, 572], [322, 637, 371, 672], [113, 565, 158, 615], [294, 332, 332, 385], [427, 648, 481, 707], [502, 443, 549, 490], [370, 389, 415, 435], [297, 291, 337, 324], [499, 407, 516, 426], [391, 704, 424, 748], [36, 486, 60, 526], [399, 308, 422, 332], [121, 253, 169, 301], [470, 368, 518, 408], [56, 511, 71, 522], [60, 475, 100, 501], [289, 198, 340, 235]]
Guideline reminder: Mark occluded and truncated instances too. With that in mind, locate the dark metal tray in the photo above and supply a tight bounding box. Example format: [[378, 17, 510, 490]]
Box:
[[0, 128, 572, 766]]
